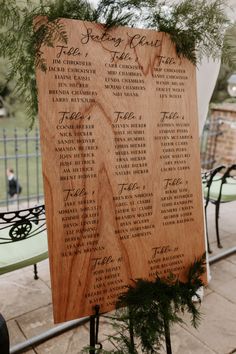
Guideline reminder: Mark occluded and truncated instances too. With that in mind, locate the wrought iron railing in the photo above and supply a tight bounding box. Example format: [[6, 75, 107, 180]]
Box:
[[0, 128, 44, 210], [0, 205, 46, 244]]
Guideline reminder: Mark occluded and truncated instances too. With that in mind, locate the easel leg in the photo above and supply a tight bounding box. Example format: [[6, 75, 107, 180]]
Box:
[[164, 318, 172, 354], [89, 314, 96, 354], [0, 313, 10, 354], [89, 305, 102, 354], [128, 308, 135, 352]]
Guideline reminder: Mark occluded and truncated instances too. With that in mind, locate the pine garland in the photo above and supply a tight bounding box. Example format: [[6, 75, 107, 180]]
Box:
[[82, 253, 206, 353], [0, 0, 96, 126], [149, 0, 230, 64], [0, 0, 233, 126]]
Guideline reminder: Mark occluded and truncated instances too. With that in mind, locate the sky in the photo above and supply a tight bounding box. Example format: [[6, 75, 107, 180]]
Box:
[[88, 0, 236, 21], [90, 0, 99, 7]]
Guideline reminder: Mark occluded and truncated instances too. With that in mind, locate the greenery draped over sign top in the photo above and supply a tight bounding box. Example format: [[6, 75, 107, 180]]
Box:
[[0, 0, 234, 126]]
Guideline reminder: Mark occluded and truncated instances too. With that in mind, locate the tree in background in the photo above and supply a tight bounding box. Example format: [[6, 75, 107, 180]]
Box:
[[211, 23, 236, 103], [0, 57, 21, 117]]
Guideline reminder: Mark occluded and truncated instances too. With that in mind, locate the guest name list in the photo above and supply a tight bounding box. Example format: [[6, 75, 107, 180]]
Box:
[[36, 18, 206, 323]]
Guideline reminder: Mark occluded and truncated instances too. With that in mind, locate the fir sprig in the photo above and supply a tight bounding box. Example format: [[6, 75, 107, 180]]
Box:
[[150, 0, 230, 65], [0, 0, 232, 126], [84, 253, 206, 353], [0, 0, 98, 126]]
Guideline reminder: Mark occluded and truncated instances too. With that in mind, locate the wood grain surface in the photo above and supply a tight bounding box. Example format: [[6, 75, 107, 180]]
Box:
[[36, 18, 206, 323]]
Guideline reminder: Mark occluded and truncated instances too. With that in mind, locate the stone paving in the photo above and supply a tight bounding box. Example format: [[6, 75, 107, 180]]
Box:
[[1, 201, 236, 354]]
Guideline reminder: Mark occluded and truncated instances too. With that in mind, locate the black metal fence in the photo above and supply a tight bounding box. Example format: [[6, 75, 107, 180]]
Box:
[[200, 117, 224, 170], [0, 128, 44, 211]]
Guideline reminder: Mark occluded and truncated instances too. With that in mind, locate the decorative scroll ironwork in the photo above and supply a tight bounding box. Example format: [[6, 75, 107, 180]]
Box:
[[202, 163, 236, 253], [0, 205, 46, 244]]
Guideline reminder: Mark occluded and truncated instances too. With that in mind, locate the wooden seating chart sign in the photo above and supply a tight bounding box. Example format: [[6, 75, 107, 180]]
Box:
[[36, 18, 206, 323]]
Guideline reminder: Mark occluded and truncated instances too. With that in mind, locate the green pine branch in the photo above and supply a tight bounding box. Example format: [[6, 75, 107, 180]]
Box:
[[0, 0, 232, 126], [83, 253, 206, 353], [150, 0, 229, 65]]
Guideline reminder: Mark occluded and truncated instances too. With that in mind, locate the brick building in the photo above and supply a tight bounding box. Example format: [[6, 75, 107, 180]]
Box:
[[202, 104, 236, 169]]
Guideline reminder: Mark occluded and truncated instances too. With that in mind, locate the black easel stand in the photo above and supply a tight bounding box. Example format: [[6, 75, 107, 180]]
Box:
[[89, 305, 172, 354], [164, 318, 172, 354], [0, 313, 10, 354], [89, 305, 102, 354]]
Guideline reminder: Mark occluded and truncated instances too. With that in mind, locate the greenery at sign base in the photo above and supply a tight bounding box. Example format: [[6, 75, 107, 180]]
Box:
[[82, 253, 206, 354], [0, 0, 234, 127]]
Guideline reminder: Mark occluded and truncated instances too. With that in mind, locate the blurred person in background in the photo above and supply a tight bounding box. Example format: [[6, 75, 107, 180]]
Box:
[[7, 168, 22, 197]]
